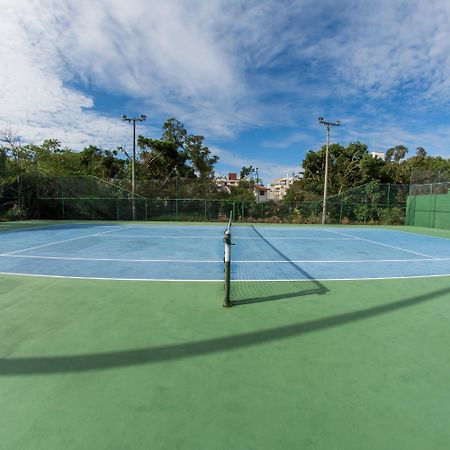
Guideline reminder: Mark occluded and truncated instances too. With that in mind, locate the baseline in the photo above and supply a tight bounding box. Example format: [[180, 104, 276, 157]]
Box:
[[0, 226, 126, 256], [325, 229, 439, 259]]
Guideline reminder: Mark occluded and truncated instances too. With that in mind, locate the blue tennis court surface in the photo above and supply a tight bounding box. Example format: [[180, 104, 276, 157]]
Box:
[[1, 223, 450, 281]]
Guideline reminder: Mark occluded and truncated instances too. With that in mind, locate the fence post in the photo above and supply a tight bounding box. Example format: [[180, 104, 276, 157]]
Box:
[[36, 175, 40, 219], [387, 184, 391, 210], [432, 194, 437, 228], [61, 177, 65, 220], [91, 177, 95, 220]]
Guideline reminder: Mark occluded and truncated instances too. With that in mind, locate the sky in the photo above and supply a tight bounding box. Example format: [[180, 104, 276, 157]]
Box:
[[2, 0, 450, 184]]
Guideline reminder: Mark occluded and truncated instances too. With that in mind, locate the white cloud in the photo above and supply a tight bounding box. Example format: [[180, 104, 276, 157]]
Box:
[[0, 0, 136, 149], [355, 124, 450, 157], [302, 0, 450, 99], [262, 132, 311, 149], [2, 0, 450, 157], [0, 0, 254, 147]]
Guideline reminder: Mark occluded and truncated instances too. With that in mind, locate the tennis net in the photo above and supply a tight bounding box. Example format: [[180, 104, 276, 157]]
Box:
[[226, 225, 328, 306]]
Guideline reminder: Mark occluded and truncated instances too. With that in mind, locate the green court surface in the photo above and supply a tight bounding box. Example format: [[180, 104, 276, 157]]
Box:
[[1, 223, 450, 449]]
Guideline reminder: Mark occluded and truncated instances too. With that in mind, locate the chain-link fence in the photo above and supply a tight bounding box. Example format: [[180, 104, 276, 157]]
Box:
[[324, 182, 409, 225], [409, 169, 450, 195], [0, 173, 408, 224]]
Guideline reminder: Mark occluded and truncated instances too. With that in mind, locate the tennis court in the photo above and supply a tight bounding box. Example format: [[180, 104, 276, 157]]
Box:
[[1, 222, 450, 281], [1, 221, 450, 449]]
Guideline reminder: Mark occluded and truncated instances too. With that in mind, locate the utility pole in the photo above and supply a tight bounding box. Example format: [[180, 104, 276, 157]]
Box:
[[121, 114, 146, 220], [318, 117, 341, 225], [254, 167, 260, 204]]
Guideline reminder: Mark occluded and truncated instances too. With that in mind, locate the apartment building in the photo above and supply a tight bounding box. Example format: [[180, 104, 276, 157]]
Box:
[[267, 176, 293, 201]]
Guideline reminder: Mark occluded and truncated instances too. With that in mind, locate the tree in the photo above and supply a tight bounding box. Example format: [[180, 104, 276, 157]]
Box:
[[298, 141, 371, 196], [229, 180, 256, 202], [239, 166, 254, 180], [0, 129, 22, 171], [185, 134, 219, 178], [385, 147, 395, 162], [138, 138, 192, 179], [416, 146, 427, 158], [0, 148, 6, 171], [282, 179, 322, 203], [79, 145, 124, 179], [386, 145, 408, 163], [139, 118, 219, 179], [359, 153, 389, 183], [330, 141, 369, 193], [162, 118, 188, 148]]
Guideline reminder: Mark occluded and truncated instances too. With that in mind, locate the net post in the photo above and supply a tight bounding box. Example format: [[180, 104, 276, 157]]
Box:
[[223, 212, 233, 308]]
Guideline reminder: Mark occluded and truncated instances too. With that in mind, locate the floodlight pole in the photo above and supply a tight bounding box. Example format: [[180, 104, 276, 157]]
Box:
[[318, 117, 341, 225], [122, 114, 147, 220], [254, 167, 260, 203]]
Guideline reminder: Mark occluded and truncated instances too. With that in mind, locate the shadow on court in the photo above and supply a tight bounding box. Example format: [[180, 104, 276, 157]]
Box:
[[230, 225, 328, 305], [1, 285, 449, 376], [229, 281, 327, 306]]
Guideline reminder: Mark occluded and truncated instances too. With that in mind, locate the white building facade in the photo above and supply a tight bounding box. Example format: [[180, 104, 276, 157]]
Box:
[[267, 176, 294, 201]]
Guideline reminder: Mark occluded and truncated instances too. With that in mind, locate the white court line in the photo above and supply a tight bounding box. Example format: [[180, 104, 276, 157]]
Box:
[[232, 273, 450, 281], [1, 270, 450, 282], [3, 254, 450, 264], [122, 225, 228, 230], [0, 271, 222, 282], [325, 229, 439, 259], [234, 257, 450, 263], [0, 224, 121, 232], [97, 234, 223, 239], [3, 254, 222, 263], [0, 227, 126, 256], [394, 228, 450, 243], [96, 234, 354, 240]]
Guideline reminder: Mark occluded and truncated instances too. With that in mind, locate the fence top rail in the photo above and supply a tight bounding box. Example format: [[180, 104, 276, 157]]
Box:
[[325, 182, 408, 202], [35, 197, 238, 201], [93, 176, 146, 199]]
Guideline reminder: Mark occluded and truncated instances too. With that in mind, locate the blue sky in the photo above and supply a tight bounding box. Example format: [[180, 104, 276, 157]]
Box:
[[2, 0, 450, 183]]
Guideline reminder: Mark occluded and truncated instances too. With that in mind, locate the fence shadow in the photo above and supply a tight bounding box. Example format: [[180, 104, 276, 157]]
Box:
[[1, 285, 449, 376]]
